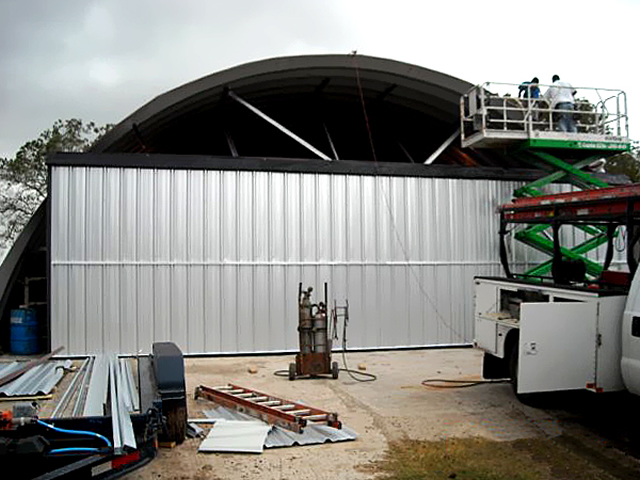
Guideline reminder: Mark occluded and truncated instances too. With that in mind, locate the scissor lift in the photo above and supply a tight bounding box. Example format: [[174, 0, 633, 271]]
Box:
[[460, 81, 633, 280]]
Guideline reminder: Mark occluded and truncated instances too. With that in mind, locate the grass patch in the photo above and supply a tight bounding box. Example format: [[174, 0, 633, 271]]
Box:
[[365, 436, 619, 480]]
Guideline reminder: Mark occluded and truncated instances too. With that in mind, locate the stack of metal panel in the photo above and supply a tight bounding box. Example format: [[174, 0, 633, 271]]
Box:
[[52, 354, 139, 454], [0, 359, 72, 397]]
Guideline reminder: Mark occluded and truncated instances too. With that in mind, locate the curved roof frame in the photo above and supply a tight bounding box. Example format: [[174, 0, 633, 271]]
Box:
[[93, 54, 472, 157]]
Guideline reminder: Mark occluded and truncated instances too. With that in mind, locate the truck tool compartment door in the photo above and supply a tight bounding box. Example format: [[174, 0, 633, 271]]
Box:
[[622, 274, 640, 395], [518, 302, 597, 394]]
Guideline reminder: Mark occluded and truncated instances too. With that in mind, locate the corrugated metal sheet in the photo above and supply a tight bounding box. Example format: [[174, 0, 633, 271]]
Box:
[[198, 419, 271, 453], [49, 166, 621, 355], [202, 407, 357, 448], [0, 360, 71, 397]]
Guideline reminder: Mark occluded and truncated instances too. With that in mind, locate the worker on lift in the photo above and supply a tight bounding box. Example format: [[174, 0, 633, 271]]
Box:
[[544, 75, 577, 132], [518, 77, 540, 99]]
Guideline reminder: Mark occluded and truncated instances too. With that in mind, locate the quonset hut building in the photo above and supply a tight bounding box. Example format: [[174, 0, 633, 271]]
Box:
[[0, 55, 597, 355]]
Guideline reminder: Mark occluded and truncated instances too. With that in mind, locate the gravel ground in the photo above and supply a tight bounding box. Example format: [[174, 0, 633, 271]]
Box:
[[119, 347, 640, 480]]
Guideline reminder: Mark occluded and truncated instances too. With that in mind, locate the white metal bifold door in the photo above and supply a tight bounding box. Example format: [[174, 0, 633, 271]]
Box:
[[518, 302, 597, 394]]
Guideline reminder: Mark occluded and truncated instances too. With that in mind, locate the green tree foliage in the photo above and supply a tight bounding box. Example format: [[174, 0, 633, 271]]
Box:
[[0, 119, 112, 249], [605, 143, 640, 183]]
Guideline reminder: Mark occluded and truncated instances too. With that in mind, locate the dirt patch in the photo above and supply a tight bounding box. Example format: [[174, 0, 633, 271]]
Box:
[[365, 436, 640, 480]]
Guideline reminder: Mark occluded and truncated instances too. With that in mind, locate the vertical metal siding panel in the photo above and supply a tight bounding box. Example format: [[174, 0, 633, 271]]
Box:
[[67, 168, 87, 353], [171, 170, 188, 351], [361, 176, 378, 347], [119, 169, 138, 353], [406, 178, 422, 345], [221, 172, 238, 350], [379, 176, 393, 347], [253, 266, 269, 350], [221, 265, 238, 351], [236, 171, 254, 351], [301, 175, 317, 262], [50, 168, 69, 351], [254, 173, 270, 351], [187, 171, 205, 352], [316, 174, 331, 261], [344, 176, 364, 348], [285, 174, 300, 262], [237, 172, 253, 261], [332, 175, 347, 262], [204, 171, 221, 351], [376, 177, 390, 262], [283, 174, 301, 349], [154, 171, 171, 342], [391, 177, 408, 345], [269, 173, 286, 350], [68, 266, 86, 353], [84, 169, 104, 352], [102, 169, 120, 262], [51, 168, 69, 262], [137, 169, 154, 352], [204, 264, 221, 352], [102, 169, 120, 353], [51, 266, 68, 350], [346, 176, 362, 261]]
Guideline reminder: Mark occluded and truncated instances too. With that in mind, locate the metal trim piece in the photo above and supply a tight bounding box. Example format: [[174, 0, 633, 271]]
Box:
[[45, 152, 563, 182], [51, 357, 89, 418], [83, 355, 109, 417]]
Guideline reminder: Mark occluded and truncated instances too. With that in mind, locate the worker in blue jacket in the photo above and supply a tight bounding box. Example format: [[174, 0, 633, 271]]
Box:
[[518, 77, 540, 99]]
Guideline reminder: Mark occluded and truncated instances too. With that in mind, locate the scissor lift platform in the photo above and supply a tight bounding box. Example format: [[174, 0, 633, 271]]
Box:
[[460, 82, 631, 152]]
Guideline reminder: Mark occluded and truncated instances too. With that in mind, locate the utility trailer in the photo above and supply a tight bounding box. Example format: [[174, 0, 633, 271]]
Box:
[[0, 342, 187, 480]]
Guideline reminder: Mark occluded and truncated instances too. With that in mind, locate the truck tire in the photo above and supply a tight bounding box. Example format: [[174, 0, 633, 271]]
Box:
[[331, 361, 339, 379], [162, 399, 187, 444]]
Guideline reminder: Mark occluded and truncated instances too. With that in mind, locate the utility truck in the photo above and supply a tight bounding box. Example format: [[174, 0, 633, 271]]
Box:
[[459, 82, 639, 398]]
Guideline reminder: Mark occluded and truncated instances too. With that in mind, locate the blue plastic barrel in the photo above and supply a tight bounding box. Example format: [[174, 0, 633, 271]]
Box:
[[10, 308, 39, 355]]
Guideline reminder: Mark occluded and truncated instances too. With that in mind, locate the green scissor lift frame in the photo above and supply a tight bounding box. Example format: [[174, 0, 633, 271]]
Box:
[[503, 139, 631, 280]]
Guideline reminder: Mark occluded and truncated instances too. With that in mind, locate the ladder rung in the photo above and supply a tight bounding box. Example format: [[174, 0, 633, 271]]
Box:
[[289, 409, 311, 416], [303, 414, 327, 421], [256, 400, 281, 406], [213, 385, 232, 390], [250, 396, 268, 402], [235, 393, 255, 398], [227, 389, 245, 394], [273, 404, 296, 411]]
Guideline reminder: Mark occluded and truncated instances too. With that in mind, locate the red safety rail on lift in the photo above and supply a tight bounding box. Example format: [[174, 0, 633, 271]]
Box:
[[500, 184, 640, 223]]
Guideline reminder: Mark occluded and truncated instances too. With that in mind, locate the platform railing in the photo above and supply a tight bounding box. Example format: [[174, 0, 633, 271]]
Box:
[[461, 81, 629, 141]]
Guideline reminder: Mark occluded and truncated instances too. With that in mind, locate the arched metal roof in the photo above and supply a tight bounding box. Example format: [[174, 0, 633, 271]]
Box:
[[93, 54, 472, 163]]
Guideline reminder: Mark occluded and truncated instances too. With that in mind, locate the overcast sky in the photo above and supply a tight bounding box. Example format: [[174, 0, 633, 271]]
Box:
[[1, 0, 638, 159]]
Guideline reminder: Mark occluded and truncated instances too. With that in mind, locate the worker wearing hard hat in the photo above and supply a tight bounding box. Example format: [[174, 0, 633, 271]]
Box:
[[544, 75, 577, 132]]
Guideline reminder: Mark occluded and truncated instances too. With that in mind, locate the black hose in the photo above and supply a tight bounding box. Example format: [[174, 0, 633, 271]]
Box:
[[340, 350, 376, 382], [273, 362, 377, 382], [421, 378, 510, 388]]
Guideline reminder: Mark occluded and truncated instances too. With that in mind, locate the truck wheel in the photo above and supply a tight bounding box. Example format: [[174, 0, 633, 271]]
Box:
[[163, 399, 187, 444], [289, 362, 296, 381], [331, 361, 339, 379]]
